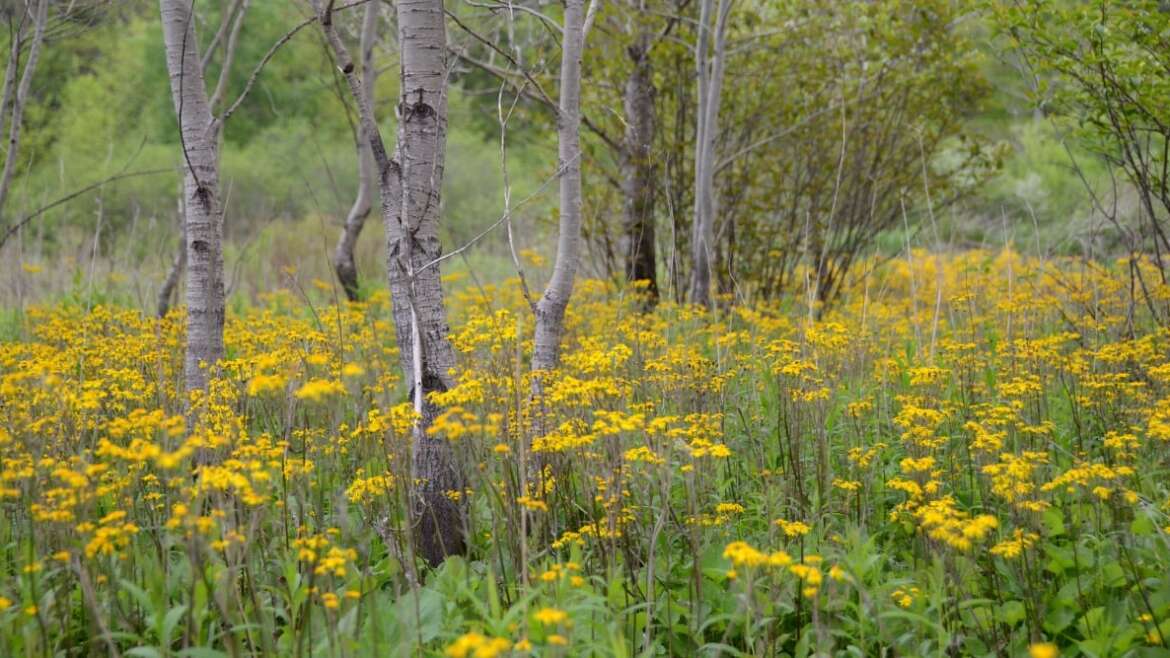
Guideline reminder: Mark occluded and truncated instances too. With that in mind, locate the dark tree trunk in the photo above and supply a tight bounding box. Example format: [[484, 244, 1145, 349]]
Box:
[[620, 36, 658, 305], [157, 192, 186, 318]]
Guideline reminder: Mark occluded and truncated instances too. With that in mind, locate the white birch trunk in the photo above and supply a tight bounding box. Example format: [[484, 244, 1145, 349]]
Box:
[[531, 0, 586, 373], [0, 14, 25, 174], [393, 0, 464, 567], [160, 0, 226, 394], [688, 0, 730, 308], [314, 0, 464, 566]]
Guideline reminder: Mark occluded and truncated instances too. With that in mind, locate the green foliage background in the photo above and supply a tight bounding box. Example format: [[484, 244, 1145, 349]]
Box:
[[0, 0, 1132, 306]]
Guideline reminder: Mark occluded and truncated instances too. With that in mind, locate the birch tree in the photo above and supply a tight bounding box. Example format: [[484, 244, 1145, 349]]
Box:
[[159, 0, 230, 393], [531, 0, 587, 373], [158, 1, 248, 319], [313, 0, 465, 566], [446, 0, 668, 302], [332, 0, 380, 302], [0, 0, 49, 223], [688, 0, 732, 308]]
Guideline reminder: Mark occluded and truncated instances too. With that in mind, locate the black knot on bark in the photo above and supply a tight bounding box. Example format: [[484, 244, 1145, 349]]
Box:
[[192, 239, 210, 254], [342, 62, 354, 74], [403, 88, 435, 122], [421, 371, 447, 395], [409, 372, 449, 415], [192, 185, 214, 212]]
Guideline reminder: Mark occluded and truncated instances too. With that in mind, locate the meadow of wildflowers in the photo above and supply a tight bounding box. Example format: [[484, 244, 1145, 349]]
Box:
[[1, 249, 1169, 657]]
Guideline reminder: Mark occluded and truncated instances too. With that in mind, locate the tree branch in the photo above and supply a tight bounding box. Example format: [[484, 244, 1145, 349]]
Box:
[[0, 168, 174, 250], [218, 0, 374, 125]]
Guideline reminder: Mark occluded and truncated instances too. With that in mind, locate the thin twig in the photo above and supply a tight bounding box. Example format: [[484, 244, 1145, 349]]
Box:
[[498, 81, 537, 311], [218, 0, 374, 125], [413, 149, 582, 281], [0, 168, 173, 250]]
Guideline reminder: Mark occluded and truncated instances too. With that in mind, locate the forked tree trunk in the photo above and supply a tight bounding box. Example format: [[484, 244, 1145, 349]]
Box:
[[333, 0, 379, 301], [160, 0, 226, 394], [531, 0, 586, 373], [620, 33, 657, 304], [314, 0, 464, 567], [0, 0, 48, 222]]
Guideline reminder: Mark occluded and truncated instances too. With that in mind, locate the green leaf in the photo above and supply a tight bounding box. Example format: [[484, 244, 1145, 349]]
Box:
[[1100, 561, 1126, 588], [1131, 513, 1156, 537], [161, 605, 187, 647], [997, 600, 1026, 626], [1043, 605, 1076, 635], [119, 579, 155, 612], [1043, 507, 1066, 537]]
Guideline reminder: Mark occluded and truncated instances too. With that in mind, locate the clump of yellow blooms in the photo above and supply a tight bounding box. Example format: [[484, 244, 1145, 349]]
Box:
[[982, 451, 1050, 512], [891, 586, 921, 608], [345, 468, 393, 503], [533, 607, 570, 626], [445, 632, 511, 658], [1029, 642, 1060, 658], [774, 518, 812, 537], [723, 541, 793, 569], [912, 497, 999, 551], [293, 532, 357, 577], [294, 378, 346, 402], [990, 529, 1040, 559], [82, 510, 139, 559]]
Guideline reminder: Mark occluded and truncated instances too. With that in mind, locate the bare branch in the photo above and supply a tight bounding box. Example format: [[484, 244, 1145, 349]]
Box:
[[207, 0, 251, 114], [218, 0, 374, 125], [0, 168, 174, 250], [201, 0, 244, 73]]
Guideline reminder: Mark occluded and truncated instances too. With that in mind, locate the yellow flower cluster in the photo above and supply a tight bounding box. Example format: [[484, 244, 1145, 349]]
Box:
[[912, 497, 998, 552], [3, 248, 1170, 653], [723, 541, 793, 569], [445, 632, 511, 658]]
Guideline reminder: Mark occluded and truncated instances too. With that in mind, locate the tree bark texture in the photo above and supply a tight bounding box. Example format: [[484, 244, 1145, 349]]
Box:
[[392, 0, 464, 567], [688, 0, 730, 308], [620, 34, 658, 304], [314, 0, 464, 567], [160, 0, 226, 394], [0, 0, 48, 223], [532, 0, 586, 373], [333, 0, 379, 301]]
